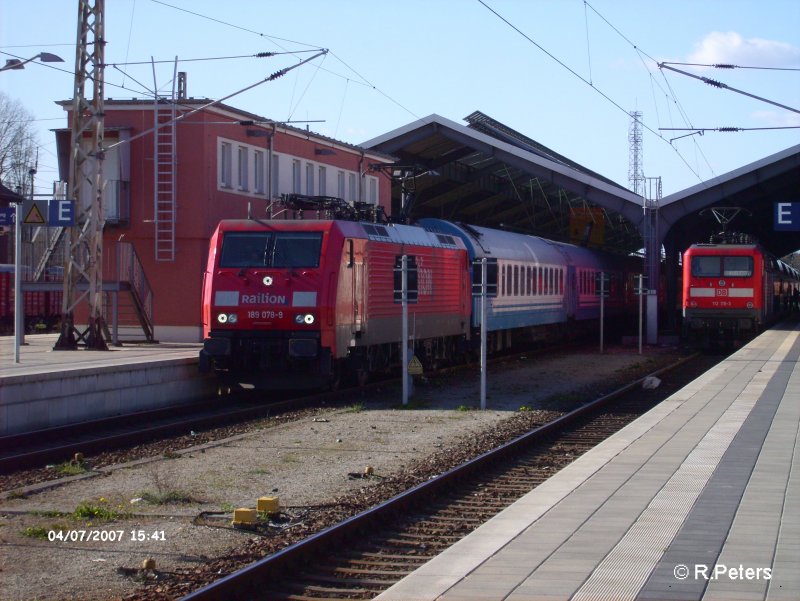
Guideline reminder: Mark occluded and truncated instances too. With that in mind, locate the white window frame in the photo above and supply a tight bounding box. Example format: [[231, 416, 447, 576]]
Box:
[[292, 159, 302, 193], [220, 142, 232, 188], [318, 165, 327, 196], [348, 173, 357, 202], [337, 170, 345, 200], [237, 146, 248, 190], [254, 150, 265, 194], [306, 162, 315, 196], [368, 176, 377, 205]]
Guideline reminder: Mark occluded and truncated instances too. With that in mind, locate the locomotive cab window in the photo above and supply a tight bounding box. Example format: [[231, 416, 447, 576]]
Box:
[[691, 255, 753, 278], [691, 256, 721, 277], [220, 232, 323, 268], [723, 256, 753, 277]]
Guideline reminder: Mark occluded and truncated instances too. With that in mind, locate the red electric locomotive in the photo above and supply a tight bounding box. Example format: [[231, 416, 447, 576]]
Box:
[[682, 238, 799, 345], [200, 219, 470, 388]]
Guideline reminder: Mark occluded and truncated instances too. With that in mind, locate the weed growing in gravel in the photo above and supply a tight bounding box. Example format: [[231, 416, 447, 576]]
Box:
[[455, 404, 476, 412], [22, 526, 50, 539], [344, 402, 364, 413], [7, 490, 27, 500], [73, 500, 129, 521], [52, 461, 88, 476], [518, 405, 534, 412], [220, 502, 235, 513], [140, 490, 196, 505]]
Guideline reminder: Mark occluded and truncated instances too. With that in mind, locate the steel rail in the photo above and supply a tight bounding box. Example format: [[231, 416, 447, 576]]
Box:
[[181, 353, 698, 601]]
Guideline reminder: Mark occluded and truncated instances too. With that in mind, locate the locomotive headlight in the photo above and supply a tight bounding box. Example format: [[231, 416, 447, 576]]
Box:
[[262, 276, 273, 286], [217, 313, 228, 324], [295, 313, 315, 325], [227, 313, 238, 324], [217, 312, 237, 324], [747, 302, 754, 309]]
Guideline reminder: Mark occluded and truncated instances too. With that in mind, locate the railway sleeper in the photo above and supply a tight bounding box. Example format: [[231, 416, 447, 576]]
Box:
[[317, 565, 415, 577], [334, 556, 428, 568], [344, 551, 431, 562], [295, 573, 399, 587]]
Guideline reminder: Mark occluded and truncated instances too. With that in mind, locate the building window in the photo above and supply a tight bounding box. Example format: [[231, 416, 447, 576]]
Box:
[[318, 166, 327, 196], [292, 159, 301, 193], [220, 142, 232, 188], [271, 154, 280, 197], [368, 176, 377, 205], [337, 171, 345, 200], [254, 151, 265, 194], [238, 146, 248, 190], [348, 173, 357, 202], [306, 163, 315, 196]]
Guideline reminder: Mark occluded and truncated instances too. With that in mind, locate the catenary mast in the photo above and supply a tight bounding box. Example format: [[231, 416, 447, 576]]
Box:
[[54, 0, 107, 350]]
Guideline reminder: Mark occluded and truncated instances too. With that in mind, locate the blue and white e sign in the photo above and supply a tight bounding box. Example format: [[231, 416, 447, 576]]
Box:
[[774, 202, 800, 231]]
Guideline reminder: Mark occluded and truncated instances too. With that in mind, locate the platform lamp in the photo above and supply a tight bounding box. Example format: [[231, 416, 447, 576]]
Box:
[[0, 52, 64, 72]]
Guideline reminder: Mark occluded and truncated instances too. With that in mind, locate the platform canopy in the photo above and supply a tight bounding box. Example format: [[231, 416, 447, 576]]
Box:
[[660, 144, 800, 259], [365, 113, 800, 261], [363, 112, 646, 255]]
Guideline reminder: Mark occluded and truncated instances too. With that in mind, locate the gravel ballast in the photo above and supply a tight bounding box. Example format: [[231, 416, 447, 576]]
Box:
[[0, 346, 682, 601]]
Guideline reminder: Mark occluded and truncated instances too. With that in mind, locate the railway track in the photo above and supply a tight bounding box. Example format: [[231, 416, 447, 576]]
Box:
[[0, 342, 577, 476], [0, 384, 380, 475], [180, 353, 713, 601]]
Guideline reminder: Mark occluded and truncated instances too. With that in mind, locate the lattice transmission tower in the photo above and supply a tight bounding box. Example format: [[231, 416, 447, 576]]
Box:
[[628, 110, 645, 197]]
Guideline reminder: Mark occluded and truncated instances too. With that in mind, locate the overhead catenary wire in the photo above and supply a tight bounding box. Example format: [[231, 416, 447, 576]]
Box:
[[658, 63, 800, 115], [105, 49, 329, 152], [582, 0, 716, 179], [477, 0, 706, 186], [660, 61, 800, 72]]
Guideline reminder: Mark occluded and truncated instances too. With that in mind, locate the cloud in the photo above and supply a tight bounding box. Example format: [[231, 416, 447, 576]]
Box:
[[751, 110, 800, 128], [688, 31, 800, 67]]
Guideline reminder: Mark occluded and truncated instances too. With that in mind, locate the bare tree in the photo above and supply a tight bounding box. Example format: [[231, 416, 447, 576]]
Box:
[[0, 91, 38, 196]]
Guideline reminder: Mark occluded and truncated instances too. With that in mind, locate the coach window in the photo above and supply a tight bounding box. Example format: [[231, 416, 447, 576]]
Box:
[[506, 265, 512, 296], [723, 256, 753, 277], [514, 265, 519, 296], [501, 265, 505, 296], [526, 266, 532, 295]]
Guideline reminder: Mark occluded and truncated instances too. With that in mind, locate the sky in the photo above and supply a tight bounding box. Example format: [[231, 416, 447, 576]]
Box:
[[1, 0, 798, 199]]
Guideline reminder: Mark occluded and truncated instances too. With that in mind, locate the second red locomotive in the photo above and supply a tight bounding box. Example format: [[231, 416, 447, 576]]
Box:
[[682, 237, 800, 345]]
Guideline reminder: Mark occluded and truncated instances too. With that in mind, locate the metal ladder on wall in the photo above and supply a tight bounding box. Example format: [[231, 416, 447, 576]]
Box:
[[153, 60, 177, 262]]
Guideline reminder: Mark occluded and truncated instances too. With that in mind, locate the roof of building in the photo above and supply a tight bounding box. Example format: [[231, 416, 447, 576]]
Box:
[[55, 98, 395, 161]]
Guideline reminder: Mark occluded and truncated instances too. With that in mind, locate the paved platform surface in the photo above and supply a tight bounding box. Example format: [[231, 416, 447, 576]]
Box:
[[0, 333, 202, 379], [377, 322, 800, 601]]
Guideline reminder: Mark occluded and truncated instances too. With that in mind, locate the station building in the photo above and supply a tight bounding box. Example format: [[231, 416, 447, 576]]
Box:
[[43, 98, 393, 342]]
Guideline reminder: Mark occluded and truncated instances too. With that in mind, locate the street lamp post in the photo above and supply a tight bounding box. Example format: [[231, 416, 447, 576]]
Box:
[[1, 52, 64, 72]]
